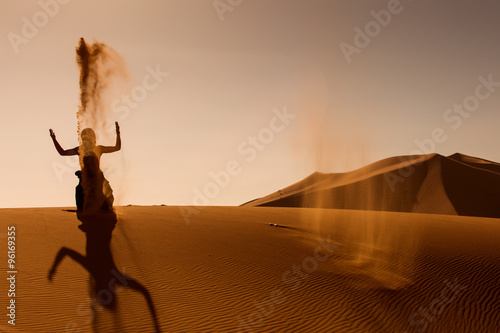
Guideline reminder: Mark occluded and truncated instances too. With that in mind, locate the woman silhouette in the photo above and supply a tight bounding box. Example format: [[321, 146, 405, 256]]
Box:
[[49, 122, 121, 211]]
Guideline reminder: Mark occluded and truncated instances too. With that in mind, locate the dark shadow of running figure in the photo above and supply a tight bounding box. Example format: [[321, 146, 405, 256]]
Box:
[[48, 134, 161, 332]]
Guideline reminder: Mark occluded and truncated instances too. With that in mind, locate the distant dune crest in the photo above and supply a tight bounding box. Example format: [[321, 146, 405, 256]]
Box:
[[244, 153, 500, 218]]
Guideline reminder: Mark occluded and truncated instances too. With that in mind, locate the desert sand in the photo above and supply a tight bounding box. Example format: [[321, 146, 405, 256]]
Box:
[[1, 153, 499, 332], [1, 203, 499, 332]]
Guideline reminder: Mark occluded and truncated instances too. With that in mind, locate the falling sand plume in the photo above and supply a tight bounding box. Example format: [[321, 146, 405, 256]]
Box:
[[75, 37, 130, 205], [76, 38, 129, 145]]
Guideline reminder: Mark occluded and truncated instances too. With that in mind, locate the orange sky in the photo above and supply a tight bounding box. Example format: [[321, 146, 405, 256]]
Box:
[[1, 0, 500, 208]]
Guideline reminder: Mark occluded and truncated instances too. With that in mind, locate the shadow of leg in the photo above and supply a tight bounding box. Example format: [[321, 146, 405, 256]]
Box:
[[48, 247, 89, 280], [121, 275, 161, 333]]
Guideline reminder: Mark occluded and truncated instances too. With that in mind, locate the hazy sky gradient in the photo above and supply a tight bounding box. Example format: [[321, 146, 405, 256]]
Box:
[[1, 0, 499, 208]]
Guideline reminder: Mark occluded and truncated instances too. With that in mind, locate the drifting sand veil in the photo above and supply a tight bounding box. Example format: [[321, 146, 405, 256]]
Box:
[[1, 206, 499, 332], [241, 152, 500, 311], [244, 153, 500, 218]]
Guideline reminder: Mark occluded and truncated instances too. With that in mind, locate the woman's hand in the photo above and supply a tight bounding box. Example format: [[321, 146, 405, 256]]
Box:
[[49, 129, 56, 139], [115, 122, 120, 135]]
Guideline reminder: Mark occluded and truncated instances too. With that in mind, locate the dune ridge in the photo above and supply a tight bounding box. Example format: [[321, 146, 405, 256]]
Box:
[[243, 153, 500, 218]]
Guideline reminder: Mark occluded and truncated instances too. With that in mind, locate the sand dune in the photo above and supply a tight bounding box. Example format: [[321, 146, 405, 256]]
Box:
[[1, 206, 499, 332], [244, 153, 500, 218]]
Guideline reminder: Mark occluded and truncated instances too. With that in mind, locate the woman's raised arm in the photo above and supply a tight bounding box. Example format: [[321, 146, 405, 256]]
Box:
[[49, 129, 79, 156], [99, 122, 121, 154]]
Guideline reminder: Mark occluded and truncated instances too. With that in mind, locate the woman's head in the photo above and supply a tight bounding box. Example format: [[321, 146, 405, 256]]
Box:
[[81, 128, 96, 148]]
